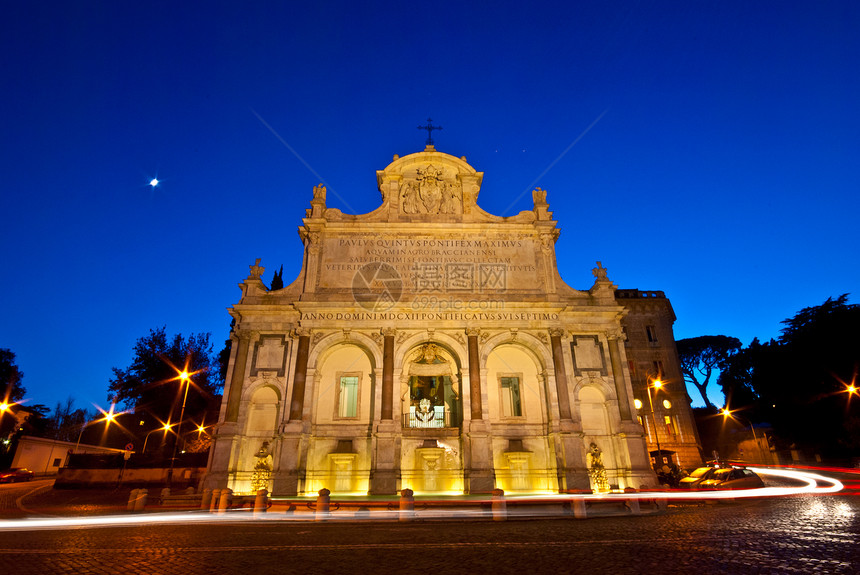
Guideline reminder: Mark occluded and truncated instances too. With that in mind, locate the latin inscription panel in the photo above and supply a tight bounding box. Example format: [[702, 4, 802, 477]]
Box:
[[318, 236, 540, 292]]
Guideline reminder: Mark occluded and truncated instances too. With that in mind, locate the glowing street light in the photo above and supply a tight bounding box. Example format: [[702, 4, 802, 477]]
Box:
[[149, 178, 159, 188], [74, 404, 121, 454], [722, 407, 766, 464], [168, 369, 193, 486], [142, 422, 174, 454]]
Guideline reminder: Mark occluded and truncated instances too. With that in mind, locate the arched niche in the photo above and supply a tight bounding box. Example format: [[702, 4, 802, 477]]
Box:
[[308, 331, 381, 371], [578, 386, 610, 435], [313, 343, 375, 424], [399, 342, 462, 428], [244, 385, 280, 436], [479, 332, 552, 371], [485, 343, 545, 423]]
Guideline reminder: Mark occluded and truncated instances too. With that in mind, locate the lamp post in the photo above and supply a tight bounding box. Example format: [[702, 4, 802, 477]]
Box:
[[142, 422, 173, 454], [645, 378, 663, 469], [168, 371, 192, 486], [722, 408, 766, 464], [74, 405, 118, 454]]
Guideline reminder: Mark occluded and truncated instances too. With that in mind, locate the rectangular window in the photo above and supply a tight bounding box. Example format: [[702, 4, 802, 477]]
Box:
[[500, 376, 522, 417], [646, 325, 658, 343], [52, 458, 61, 467], [664, 415, 676, 436], [338, 376, 359, 418], [653, 360, 664, 377]]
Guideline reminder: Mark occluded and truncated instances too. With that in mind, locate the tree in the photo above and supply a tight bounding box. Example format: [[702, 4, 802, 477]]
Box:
[[0, 348, 26, 404], [717, 337, 766, 412], [718, 295, 860, 459], [43, 397, 97, 442], [676, 335, 742, 409], [107, 327, 223, 428]]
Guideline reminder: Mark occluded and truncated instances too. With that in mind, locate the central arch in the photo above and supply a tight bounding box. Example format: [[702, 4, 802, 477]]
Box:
[[400, 342, 461, 429]]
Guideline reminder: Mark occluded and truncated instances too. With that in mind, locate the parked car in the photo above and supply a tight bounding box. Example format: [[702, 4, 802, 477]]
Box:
[[698, 467, 764, 490], [0, 468, 35, 483], [678, 466, 717, 489]]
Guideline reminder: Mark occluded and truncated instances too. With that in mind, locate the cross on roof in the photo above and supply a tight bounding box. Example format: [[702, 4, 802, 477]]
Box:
[[417, 118, 442, 146]]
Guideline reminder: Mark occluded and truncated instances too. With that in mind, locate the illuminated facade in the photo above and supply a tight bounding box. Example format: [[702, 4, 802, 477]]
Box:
[[203, 145, 700, 496]]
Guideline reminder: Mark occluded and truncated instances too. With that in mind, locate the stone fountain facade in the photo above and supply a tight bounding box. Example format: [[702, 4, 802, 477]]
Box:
[[202, 145, 700, 496]]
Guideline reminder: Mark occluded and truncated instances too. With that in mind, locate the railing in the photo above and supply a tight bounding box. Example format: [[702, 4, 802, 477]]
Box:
[[615, 289, 666, 299], [403, 407, 451, 428]]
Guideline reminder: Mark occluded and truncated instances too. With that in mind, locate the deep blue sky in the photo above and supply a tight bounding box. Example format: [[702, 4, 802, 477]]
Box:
[[2, 1, 858, 412]]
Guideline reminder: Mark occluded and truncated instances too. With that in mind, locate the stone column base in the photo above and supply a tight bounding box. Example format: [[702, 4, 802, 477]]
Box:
[[272, 470, 300, 496], [466, 469, 495, 494], [560, 468, 591, 491], [370, 469, 398, 495]]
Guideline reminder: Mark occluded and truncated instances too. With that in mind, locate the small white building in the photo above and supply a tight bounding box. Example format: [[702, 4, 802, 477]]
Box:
[[11, 435, 119, 476]]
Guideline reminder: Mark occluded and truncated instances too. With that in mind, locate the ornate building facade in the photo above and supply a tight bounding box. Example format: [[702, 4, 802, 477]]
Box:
[[203, 145, 701, 496]]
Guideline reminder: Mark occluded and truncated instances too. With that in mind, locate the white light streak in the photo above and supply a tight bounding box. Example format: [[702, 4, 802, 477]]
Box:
[[0, 467, 843, 532]]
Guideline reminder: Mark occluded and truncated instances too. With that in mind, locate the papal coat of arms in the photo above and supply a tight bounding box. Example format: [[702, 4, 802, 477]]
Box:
[[401, 165, 462, 215]]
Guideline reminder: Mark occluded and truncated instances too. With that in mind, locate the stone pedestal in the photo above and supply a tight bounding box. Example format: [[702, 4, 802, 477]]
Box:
[[465, 420, 494, 493], [273, 430, 304, 496], [554, 423, 591, 491], [370, 421, 399, 495]]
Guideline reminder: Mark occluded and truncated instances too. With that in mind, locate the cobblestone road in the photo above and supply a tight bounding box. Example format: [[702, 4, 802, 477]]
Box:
[[1, 492, 857, 574]]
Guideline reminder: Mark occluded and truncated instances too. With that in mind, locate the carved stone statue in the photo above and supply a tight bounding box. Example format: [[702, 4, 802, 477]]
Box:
[[592, 261, 609, 281], [248, 258, 264, 280], [402, 182, 421, 214], [587, 442, 610, 493], [251, 441, 273, 492], [312, 183, 327, 201]]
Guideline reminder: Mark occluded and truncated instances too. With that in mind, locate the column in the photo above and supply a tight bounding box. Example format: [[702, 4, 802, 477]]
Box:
[[275, 329, 311, 496], [289, 330, 311, 421], [607, 334, 632, 421], [465, 328, 493, 492], [381, 328, 395, 420], [467, 328, 482, 420], [225, 331, 253, 422], [549, 328, 572, 420], [203, 330, 251, 491], [371, 328, 398, 494]]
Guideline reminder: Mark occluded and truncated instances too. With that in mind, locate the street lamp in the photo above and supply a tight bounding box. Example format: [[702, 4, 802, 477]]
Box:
[[722, 407, 766, 464], [142, 422, 174, 453], [645, 378, 664, 469], [168, 370, 192, 486], [74, 404, 119, 454]]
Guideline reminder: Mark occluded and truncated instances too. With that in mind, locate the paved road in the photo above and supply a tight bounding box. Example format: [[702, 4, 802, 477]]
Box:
[[1, 492, 857, 574], [0, 479, 52, 518]]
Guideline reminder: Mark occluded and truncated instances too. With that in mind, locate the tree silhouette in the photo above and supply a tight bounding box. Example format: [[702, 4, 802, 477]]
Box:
[[0, 348, 26, 404], [719, 295, 860, 459], [269, 264, 284, 290], [676, 335, 741, 408], [107, 327, 223, 427]]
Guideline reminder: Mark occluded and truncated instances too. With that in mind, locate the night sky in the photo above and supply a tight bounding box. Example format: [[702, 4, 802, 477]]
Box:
[[2, 1, 858, 412]]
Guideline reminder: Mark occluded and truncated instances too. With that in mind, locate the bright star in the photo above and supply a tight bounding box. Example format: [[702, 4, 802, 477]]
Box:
[[149, 178, 159, 188]]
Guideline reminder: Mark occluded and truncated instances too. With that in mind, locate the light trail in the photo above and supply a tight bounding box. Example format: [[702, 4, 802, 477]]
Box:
[[0, 467, 842, 532]]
